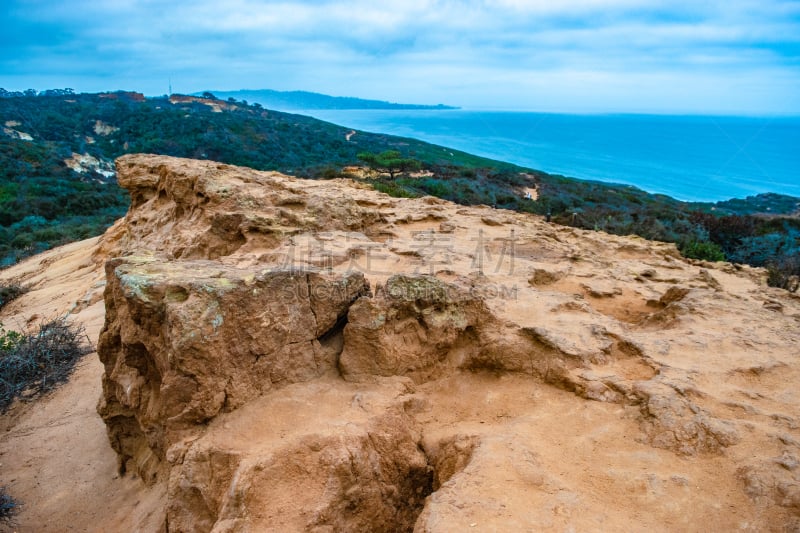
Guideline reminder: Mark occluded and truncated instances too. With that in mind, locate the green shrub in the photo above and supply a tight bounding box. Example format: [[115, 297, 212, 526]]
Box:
[[313, 166, 343, 180], [415, 178, 451, 198], [0, 318, 92, 412], [459, 168, 476, 178], [370, 181, 420, 199], [679, 240, 726, 262], [0, 324, 23, 352]]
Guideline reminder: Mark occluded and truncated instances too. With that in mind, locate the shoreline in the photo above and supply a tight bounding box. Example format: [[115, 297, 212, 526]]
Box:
[[297, 108, 800, 203]]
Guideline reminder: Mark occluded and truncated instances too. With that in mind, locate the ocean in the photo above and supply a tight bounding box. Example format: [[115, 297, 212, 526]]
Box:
[[296, 109, 800, 202]]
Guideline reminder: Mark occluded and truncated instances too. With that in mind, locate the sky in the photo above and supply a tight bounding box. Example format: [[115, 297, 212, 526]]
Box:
[[1, 0, 799, 114]]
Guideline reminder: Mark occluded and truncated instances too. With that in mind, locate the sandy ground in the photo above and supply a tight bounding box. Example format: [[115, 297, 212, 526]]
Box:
[[0, 239, 165, 532], [521, 186, 539, 201]]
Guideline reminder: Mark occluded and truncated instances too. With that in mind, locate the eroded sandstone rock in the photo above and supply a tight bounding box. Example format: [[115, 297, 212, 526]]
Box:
[[77, 155, 800, 531], [340, 275, 494, 381], [98, 256, 367, 481], [166, 380, 432, 533], [633, 380, 740, 455], [103, 154, 384, 261]]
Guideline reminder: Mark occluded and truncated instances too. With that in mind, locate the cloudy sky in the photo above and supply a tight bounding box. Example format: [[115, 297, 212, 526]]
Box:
[[2, 0, 799, 114]]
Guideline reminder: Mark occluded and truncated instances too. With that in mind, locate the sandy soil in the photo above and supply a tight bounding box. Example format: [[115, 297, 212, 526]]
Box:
[[0, 239, 165, 532]]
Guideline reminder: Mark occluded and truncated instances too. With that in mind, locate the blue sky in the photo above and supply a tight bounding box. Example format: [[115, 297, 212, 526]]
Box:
[[1, 0, 799, 114]]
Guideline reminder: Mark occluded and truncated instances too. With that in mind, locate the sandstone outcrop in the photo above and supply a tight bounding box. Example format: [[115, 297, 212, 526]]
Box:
[[98, 256, 367, 482], [3, 154, 800, 531], [166, 379, 432, 532]]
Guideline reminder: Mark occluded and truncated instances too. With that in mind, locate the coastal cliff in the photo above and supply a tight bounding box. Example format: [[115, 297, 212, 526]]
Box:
[[1, 154, 799, 531]]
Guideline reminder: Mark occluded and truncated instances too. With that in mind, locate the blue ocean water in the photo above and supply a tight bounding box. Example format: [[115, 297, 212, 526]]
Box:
[[299, 109, 800, 202]]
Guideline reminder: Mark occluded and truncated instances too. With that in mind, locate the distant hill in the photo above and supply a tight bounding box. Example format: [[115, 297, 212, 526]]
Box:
[[197, 89, 459, 111]]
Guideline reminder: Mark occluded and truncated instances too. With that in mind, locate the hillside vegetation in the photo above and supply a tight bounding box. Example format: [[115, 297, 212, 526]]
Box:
[[0, 90, 798, 288]]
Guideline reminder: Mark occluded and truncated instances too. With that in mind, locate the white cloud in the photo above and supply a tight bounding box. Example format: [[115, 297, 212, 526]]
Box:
[[1, 0, 798, 113]]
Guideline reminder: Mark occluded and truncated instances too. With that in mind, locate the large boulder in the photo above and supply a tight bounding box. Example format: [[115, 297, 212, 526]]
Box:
[[97, 256, 367, 481]]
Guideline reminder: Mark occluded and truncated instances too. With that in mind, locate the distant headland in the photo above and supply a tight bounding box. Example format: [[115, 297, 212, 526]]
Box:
[[195, 88, 459, 111]]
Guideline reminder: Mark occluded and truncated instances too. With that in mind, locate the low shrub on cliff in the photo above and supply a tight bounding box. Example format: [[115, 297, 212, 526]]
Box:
[[679, 240, 726, 262], [766, 256, 800, 293], [0, 486, 19, 526], [0, 318, 92, 412], [371, 180, 420, 199], [0, 282, 28, 310]]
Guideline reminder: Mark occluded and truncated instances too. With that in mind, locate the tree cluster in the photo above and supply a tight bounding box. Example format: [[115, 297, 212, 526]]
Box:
[[357, 150, 421, 178]]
